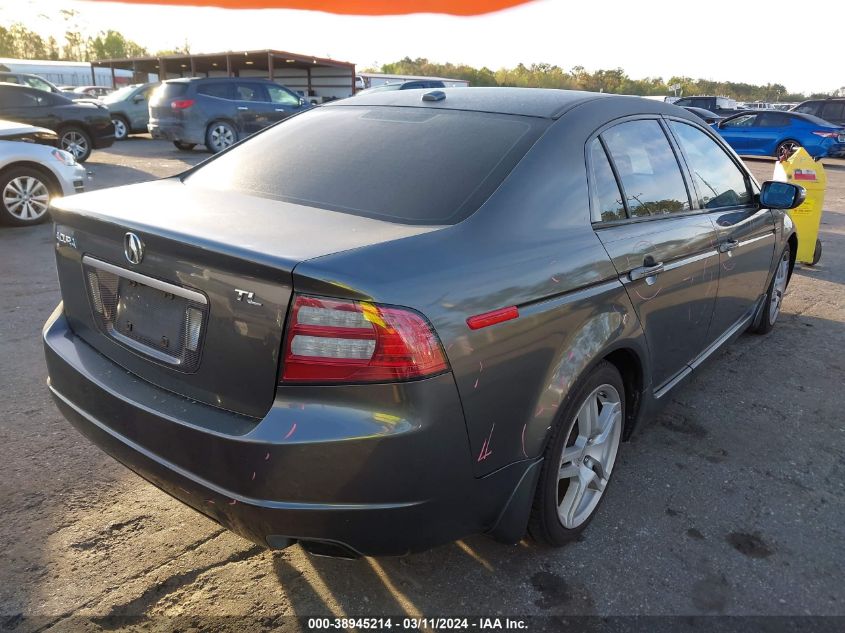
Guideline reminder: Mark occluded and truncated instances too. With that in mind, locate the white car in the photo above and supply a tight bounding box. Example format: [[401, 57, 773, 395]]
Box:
[[0, 120, 87, 226]]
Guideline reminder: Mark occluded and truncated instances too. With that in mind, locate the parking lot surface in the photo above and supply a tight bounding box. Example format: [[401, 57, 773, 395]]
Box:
[[1, 139, 844, 630]]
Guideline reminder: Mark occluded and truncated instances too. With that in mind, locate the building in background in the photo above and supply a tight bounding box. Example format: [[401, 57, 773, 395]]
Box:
[[0, 58, 136, 88]]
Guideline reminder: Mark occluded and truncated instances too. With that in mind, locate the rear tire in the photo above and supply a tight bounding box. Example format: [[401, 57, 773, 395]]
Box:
[[173, 141, 196, 151], [0, 167, 55, 227], [753, 245, 790, 334], [528, 361, 625, 546], [205, 121, 237, 153], [58, 126, 92, 162]]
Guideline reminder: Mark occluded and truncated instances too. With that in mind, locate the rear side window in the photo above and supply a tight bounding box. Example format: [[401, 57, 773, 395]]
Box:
[[821, 102, 845, 121], [185, 106, 546, 225], [235, 83, 268, 102], [197, 83, 233, 99], [601, 120, 691, 218], [589, 140, 626, 222], [669, 121, 751, 209]]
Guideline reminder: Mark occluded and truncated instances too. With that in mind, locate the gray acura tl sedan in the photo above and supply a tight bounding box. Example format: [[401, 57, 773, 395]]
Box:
[[43, 88, 803, 557]]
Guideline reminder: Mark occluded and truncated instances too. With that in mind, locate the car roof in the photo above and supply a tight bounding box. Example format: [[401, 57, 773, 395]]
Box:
[[166, 76, 275, 84], [329, 87, 640, 119]]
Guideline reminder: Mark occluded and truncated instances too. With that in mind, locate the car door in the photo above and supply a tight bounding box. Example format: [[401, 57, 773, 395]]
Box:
[[128, 85, 155, 129], [265, 84, 302, 123], [233, 82, 273, 135], [667, 119, 776, 347], [590, 119, 720, 392], [717, 113, 759, 153]]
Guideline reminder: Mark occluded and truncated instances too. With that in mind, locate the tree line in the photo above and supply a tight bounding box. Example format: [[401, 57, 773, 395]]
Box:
[[0, 22, 187, 63], [377, 57, 838, 101], [0, 23, 837, 100]]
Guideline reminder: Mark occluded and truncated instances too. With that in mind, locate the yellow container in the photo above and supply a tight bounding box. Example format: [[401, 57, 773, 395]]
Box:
[[772, 147, 826, 265]]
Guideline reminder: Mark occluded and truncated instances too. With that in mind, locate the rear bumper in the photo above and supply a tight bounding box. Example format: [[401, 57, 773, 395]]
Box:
[[148, 121, 202, 145], [44, 305, 532, 555]]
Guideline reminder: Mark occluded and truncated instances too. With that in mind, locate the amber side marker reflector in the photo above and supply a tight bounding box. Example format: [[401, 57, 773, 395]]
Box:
[[466, 306, 519, 330]]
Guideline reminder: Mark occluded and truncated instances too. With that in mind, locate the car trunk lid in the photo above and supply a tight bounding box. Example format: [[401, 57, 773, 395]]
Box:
[[50, 178, 437, 418]]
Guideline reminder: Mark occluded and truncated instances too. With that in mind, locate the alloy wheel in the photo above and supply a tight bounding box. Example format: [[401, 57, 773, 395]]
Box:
[[209, 124, 235, 151], [2, 176, 50, 221], [61, 131, 89, 160], [112, 118, 127, 140], [557, 383, 622, 529], [769, 250, 789, 324]]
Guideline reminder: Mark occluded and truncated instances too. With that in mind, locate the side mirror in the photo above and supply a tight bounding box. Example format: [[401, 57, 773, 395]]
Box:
[[299, 97, 306, 107], [132, 95, 144, 103], [760, 181, 806, 210]]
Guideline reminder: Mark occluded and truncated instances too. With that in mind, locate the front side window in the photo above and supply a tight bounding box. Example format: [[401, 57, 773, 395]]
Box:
[[601, 119, 690, 218], [589, 140, 626, 222], [0, 87, 39, 108], [267, 85, 300, 106], [669, 121, 751, 209], [235, 83, 268, 102], [821, 102, 845, 120], [757, 113, 791, 127], [22, 76, 53, 92]]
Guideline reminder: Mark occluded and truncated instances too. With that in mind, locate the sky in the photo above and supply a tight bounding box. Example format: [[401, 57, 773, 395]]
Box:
[[2, 0, 840, 95]]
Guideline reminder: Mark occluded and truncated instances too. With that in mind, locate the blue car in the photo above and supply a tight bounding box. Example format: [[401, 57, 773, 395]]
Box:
[[714, 110, 845, 159]]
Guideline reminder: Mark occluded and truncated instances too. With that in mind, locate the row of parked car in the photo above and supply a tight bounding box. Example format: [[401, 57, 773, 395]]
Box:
[[675, 96, 845, 160]]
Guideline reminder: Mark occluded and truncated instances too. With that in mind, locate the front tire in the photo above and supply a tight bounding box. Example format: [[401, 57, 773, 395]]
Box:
[[753, 245, 790, 334], [111, 116, 129, 141], [59, 126, 92, 162], [205, 121, 237, 153], [528, 361, 625, 546], [0, 167, 55, 226]]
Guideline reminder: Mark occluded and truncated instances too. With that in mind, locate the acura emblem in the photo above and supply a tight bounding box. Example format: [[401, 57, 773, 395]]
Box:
[[124, 232, 144, 265]]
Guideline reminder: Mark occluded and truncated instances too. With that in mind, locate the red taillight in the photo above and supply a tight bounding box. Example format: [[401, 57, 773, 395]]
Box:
[[281, 295, 449, 383], [811, 130, 839, 139], [171, 99, 195, 110]]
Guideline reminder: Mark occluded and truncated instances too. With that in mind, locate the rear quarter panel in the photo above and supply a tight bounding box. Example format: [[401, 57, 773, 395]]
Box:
[[293, 102, 660, 477]]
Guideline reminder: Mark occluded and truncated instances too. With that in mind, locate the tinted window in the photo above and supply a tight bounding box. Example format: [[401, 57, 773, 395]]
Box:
[[757, 112, 791, 127], [722, 114, 758, 128], [589, 140, 626, 222], [821, 102, 845, 121], [601, 120, 690, 218], [197, 82, 233, 99], [185, 106, 547, 225], [0, 86, 40, 107], [669, 121, 751, 209], [0, 75, 21, 84], [235, 83, 268, 102], [267, 85, 299, 106], [159, 82, 189, 99]]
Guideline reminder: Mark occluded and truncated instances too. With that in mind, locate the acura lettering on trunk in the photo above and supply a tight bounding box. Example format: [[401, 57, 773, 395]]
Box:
[[44, 88, 802, 557]]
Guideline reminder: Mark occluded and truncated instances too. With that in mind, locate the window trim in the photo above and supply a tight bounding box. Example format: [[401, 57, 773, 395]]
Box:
[[586, 114, 698, 226], [662, 115, 757, 214]]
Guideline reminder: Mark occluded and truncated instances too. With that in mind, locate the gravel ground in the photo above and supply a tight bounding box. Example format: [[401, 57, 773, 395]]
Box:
[[1, 139, 844, 631]]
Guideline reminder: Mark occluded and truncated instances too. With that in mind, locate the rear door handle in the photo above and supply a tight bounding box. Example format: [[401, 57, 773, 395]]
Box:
[[718, 239, 739, 253], [629, 261, 664, 281]]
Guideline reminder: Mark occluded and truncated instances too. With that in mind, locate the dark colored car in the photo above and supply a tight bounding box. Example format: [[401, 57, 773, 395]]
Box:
[[147, 77, 309, 153], [355, 79, 447, 95], [715, 110, 845, 159], [45, 88, 802, 557], [672, 95, 743, 117], [103, 82, 159, 140], [0, 84, 114, 161], [792, 98, 845, 127], [683, 106, 723, 124], [0, 72, 78, 99]]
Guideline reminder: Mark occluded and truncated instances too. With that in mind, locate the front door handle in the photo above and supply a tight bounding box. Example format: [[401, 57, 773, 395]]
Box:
[[718, 239, 739, 253], [237, 106, 249, 111], [274, 108, 286, 112], [629, 261, 664, 282]]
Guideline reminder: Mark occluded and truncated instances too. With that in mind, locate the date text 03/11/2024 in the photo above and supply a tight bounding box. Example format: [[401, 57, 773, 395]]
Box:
[[306, 618, 529, 630]]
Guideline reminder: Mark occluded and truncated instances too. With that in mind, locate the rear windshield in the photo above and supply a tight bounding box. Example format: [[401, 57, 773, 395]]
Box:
[[157, 82, 188, 100], [184, 106, 547, 224]]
